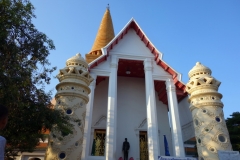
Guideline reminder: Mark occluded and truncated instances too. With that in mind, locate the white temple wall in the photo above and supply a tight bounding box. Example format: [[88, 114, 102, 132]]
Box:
[[90, 58, 110, 71], [178, 97, 195, 142], [155, 98, 173, 156], [178, 97, 192, 126], [110, 29, 155, 58], [91, 78, 109, 126], [152, 62, 172, 77], [116, 76, 146, 159], [116, 76, 172, 159], [90, 78, 109, 155]]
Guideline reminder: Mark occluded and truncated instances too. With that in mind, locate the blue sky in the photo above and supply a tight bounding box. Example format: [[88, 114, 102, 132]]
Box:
[[31, 0, 240, 118]]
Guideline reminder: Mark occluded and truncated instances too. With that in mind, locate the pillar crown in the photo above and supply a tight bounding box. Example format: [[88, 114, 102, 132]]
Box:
[[110, 55, 118, 68], [165, 79, 176, 91], [186, 62, 221, 94], [66, 53, 88, 70], [188, 62, 212, 78], [144, 58, 153, 71], [57, 53, 93, 82]]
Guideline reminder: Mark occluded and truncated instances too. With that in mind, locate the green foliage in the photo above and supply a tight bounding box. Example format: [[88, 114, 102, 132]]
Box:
[[0, 0, 74, 158], [226, 112, 240, 151]]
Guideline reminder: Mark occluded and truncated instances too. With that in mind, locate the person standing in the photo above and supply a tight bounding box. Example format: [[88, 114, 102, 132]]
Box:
[[122, 138, 130, 160], [0, 105, 8, 160]]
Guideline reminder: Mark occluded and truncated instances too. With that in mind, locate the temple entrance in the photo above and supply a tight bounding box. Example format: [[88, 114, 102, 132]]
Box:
[[92, 129, 106, 156], [139, 131, 148, 160]]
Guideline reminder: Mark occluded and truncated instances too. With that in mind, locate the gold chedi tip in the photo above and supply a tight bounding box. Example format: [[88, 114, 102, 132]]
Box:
[[85, 7, 115, 64]]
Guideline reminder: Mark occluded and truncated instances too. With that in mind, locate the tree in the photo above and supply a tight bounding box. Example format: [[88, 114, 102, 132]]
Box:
[[226, 112, 240, 151], [0, 0, 74, 158]]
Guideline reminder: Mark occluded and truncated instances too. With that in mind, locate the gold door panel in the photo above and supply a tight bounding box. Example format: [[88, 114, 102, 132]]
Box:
[[93, 129, 106, 156], [139, 131, 148, 160]]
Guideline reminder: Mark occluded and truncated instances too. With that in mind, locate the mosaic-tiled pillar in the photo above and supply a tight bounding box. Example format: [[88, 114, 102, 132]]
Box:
[[45, 53, 93, 160], [186, 62, 232, 160]]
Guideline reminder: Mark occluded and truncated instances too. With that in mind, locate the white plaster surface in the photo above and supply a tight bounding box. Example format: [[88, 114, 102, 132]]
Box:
[[156, 97, 173, 156], [178, 97, 192, 126], [166, 79, 185, 157], [111, 29, 155, 57], [90, 58, 111, 72], [90, 77, 109, 149], [82, 75, 97, 160], [91, 79, 109, 128], [178, 97, 194, 142], [144, 58, 160, 159], [116, 76, 148, 159]]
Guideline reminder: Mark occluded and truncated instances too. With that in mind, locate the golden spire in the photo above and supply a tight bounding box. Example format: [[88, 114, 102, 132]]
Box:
[[85, 6, 115, 63]]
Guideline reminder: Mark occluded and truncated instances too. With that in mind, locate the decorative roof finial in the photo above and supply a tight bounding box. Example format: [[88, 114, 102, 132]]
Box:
[[107, 4, 110, 10]]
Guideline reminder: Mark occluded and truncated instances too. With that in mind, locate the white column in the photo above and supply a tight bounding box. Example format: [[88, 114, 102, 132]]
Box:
[[165, 79, 185, 157], [144, 58, 160, 159], [105, 55, 118, 160], [81, 74, 96, 160]]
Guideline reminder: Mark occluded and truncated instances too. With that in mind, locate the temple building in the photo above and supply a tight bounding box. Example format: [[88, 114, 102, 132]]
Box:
[[16, 7, 199, 160], [80, 7, 195, 160]]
